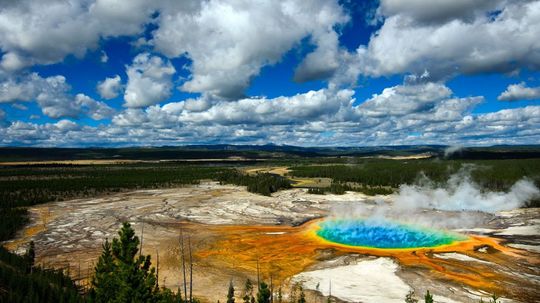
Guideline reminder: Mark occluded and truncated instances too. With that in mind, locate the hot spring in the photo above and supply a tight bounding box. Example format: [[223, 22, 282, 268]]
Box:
[[316, 218, 467, 249]]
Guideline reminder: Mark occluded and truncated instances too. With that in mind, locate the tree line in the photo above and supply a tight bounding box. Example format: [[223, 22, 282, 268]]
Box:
[[291, 158, 540, 203], [216, 171, 292, 196]]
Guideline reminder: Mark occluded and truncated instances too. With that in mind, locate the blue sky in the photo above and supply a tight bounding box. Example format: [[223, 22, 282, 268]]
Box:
[[0, 0, 539, 146]]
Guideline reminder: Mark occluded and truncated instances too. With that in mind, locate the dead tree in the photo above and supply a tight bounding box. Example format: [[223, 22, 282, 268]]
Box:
[[256, 258, 260, 292], [156, 249, 160, 290], [270, 274, 273, 303], [180, 229, 188, 303], [139, 221, 144, 257], [188, 235, 193, 303]]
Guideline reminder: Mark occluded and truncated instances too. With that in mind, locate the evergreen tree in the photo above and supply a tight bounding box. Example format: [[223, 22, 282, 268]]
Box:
[[111, 222, 158, 302], [89, 222, 159, 303], [227, 280, 235, 303], [256, 282, 271, 303], [243, 279, 254, 303], [90, 238, 118, 302], [424, 290, 433, 303]]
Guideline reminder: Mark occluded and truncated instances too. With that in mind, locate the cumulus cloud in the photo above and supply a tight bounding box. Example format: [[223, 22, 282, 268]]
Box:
[[355, 0, 540, 79], [124, 53, 176, 108], [378, 0, 505, 24], [97, 75, 123, 99], [0, 0, 156, 72], [498, 82, 540, 101], [1, 1, 539, 147], [153, 0, 348, 98], [0, 73, 114, 119], [293, 30, 342, 82], [100, 51, 109, 63], [3, 74, 539, 147], [359, 82, 452, 117], [75, 94, 115, 120]]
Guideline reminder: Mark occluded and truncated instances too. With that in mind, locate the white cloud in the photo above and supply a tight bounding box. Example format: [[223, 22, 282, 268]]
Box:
[[100, 50, 109, 63], [354, 1, 540, 79], [124, 53, 176, 108], [103, 81, 534, 146], [498, 82, 540, 101], [359, 82, 452, 117], [97, 75, 122, 99], [0, 75, 36, 103], [0, 73, 114, 119], [75, 94, 115, 120], [378, 0, 505, 24], [0, 0, 156, 72], [153, 0, 348, 98], [0, 52, 30, 72], [0, 0, 539, 147], [54, 119, 80, 131], [0, 0, 348, 97], [293, 30, 342, 82]]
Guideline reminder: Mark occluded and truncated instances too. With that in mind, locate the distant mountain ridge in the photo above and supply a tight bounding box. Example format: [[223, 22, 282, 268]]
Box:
[[0, 144, 539, 162]]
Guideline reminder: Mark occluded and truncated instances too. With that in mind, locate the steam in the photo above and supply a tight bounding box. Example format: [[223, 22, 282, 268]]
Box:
[[394, 171, 540, 213], [328, 169, 539, 230], [444, 145, 463, 157]]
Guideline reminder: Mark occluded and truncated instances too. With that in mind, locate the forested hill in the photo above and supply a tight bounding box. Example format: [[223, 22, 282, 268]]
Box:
[[1, 145, 539, 162]]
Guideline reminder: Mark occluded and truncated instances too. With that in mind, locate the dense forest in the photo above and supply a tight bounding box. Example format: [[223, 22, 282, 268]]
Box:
[[0, 243, 81, 303], [290, 158, 540, 195], [216, 171, 292, 196]]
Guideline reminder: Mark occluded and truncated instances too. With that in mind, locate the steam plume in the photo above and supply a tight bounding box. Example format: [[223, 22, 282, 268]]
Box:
[[443, 145, 463, 157], [394, 171, 539, 213]]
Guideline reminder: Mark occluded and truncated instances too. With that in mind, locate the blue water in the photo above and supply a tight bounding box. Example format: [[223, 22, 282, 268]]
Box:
[[316, 219, 466, 249]]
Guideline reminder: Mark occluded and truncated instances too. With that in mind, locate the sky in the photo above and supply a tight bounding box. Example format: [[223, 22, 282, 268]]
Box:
[[0, 0, 539, 147]]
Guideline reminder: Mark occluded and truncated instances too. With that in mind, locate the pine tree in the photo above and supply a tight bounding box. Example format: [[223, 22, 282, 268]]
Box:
[[114, 222, 157, 302], [227, 280, 235, 303], [90, 238, 118, 302], [256, 282, 271, 303], [243, 279, 254, 303], [424, 290, 433, 303], [89, 222, 159, 303]]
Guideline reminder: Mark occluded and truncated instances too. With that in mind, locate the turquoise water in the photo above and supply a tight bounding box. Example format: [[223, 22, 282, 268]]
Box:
[[316, 219, 466, 249]]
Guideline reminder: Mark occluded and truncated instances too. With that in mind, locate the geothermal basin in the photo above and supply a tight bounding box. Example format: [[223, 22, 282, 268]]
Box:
[[4, 182, 540, 302]]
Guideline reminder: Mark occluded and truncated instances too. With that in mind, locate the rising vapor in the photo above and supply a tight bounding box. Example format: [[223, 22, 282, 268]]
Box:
[[394, 171, 540, 213]]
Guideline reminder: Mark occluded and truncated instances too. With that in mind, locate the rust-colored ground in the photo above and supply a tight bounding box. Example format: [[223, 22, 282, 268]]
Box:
[[191, 219, 539, 302]]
